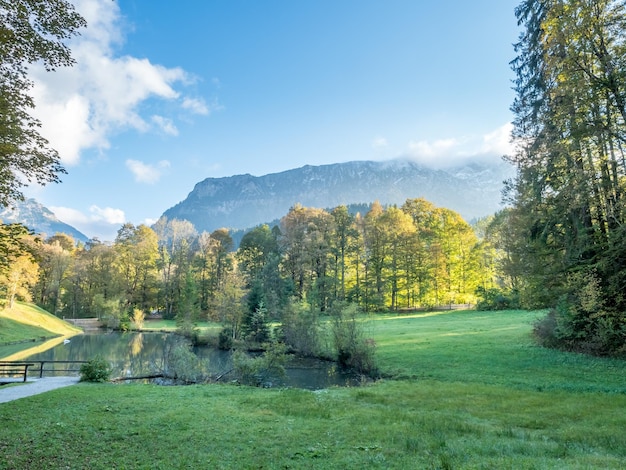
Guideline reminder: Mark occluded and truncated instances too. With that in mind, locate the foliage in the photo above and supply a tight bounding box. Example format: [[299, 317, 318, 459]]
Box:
[[217, 327, 234, 350], [330, 302, 377, 376], [534, 272, 626, 356], [0, 223, 38, 276], [79, 355, 111, 383], [158, 340, 208, 384], [132, 308, 145, 330], [94, 295, 122, 326], [506, 0, 626, 355], [5, 196, 491, 325], [474, 286, 519, 311], [278, 300, 321, 356], [232, 341, 287, 387], [0, 0, 85, 207], [242, 301, 270, 343], [210, 266, 246, 339], [0, 251, 39, 308]]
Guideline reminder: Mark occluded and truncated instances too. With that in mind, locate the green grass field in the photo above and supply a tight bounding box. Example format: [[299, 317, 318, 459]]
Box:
[[1, 309, 625, 469], [0, 302, 81, 348]]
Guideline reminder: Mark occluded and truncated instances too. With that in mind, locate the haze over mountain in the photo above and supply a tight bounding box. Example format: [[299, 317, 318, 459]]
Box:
[[0, 198, 89, 243], [162, 158, 514, 234]]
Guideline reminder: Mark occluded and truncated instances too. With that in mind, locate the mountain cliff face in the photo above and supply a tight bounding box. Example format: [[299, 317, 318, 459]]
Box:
[[163, 159, 513, 233], [0, 198, 89, 243]]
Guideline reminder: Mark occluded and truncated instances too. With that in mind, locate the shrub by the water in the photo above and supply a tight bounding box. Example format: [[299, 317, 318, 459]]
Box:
[[232, 341, 287, 387], [79, 356, 111, 382], [218, 327, 234, 350], [330, 302, 378, 376]]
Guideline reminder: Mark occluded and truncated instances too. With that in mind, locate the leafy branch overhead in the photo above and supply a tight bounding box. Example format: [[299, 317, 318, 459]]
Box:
[[0, 0, 86, 207]]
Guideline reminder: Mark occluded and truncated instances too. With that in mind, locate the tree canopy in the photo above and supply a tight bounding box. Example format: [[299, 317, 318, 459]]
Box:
[[0, 0, 86, 207], [506, 0, 626, 354]]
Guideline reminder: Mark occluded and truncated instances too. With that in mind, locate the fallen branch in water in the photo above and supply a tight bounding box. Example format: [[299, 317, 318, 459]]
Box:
[[110, 374, 165, 383], [213, 369, 233, 382]]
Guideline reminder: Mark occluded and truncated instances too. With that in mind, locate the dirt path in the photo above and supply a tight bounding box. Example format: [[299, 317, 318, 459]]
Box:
[[0, 377, 80, 403]]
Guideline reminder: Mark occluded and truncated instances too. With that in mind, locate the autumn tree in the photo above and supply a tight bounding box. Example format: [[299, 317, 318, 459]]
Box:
[[33, 233, 75, 314], [280, 204, 334, 309], [114, 223, 159, 313], [0, 227, 38, 308], [153, 217, 197, 318], [64, 239, 119, 318]]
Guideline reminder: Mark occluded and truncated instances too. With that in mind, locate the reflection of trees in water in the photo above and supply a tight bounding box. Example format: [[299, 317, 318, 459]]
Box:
[[16, 332, 359, 388], [130, 333, 144, 357], [20, 332, 173, 377]]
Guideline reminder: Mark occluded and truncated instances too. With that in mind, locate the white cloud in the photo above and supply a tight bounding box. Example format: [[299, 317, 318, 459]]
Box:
[[126, 159, 171, 183], [182, 97, 210, 115], [90, 205, 126, 225], [51, 204, 126, 242], [406, 123, 514, 168], [152, 115, 179, 136], [479, 122, 515, 156], [409, 138, 460, 159], [27, 0, 207, 165]]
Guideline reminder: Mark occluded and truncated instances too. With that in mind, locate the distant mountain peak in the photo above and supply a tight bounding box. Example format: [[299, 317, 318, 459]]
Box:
[[0, 198, 89, 243], [162, 158, 513, 233]]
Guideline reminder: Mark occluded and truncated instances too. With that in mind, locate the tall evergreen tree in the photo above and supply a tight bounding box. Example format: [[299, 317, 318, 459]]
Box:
[[509, 0, 626, 354]]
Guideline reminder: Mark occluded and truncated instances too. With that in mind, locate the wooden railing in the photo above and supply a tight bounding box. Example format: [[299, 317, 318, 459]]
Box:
[[30, 360, 88, 378], [0, 360, 88, 380], [0, 362, 35, 382]]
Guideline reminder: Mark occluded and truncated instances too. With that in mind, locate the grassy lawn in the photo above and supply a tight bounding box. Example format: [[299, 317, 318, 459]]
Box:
[[1, 309, 625, 469], [139, 318, 223, 334], [0, 302, 81, 345]]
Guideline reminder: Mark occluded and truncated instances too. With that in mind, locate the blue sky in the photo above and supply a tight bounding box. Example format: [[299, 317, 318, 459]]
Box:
[[24, 0, 520, 241]]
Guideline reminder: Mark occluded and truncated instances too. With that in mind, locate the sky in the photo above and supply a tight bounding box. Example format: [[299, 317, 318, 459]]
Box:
[[23, 0, 521, 242]]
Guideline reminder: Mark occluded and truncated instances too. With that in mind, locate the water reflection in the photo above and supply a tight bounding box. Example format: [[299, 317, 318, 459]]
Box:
[[130, 333, 144, 357], [11, 332, 361, 389]]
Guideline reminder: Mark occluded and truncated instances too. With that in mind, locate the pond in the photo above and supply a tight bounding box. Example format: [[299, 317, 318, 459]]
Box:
[[7, 332, 361, 390]]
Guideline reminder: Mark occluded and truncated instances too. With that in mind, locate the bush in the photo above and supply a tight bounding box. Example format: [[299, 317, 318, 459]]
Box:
[[532, 309, 559, 348], [533, 270, 626, 356], [279, 301, 320, 356], [218, 327, 234, 350], [330, 302, 378, 376], [232, 342, 287, 387], [160, 340, 209, 384], [80, 356, 111, 382], [475, 286, 519, 311]]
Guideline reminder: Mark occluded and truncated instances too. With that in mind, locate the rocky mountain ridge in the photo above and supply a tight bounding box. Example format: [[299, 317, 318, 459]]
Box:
[[0, 198, 89, 243], [163, 158, 513, 233]]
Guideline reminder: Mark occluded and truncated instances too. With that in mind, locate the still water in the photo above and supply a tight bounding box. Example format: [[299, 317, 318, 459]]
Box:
[[16, 332, 360, 390]]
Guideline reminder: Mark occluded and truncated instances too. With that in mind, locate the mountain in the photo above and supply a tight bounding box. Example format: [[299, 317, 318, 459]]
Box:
[[162, 158, 514, 233], [0, 198, 89, 243]]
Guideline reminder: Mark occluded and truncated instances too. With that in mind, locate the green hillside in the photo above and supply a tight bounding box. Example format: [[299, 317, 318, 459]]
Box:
[[0, 301, 82, 345]]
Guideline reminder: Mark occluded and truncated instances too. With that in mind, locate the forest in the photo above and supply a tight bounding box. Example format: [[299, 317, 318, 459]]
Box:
[[0, 198, 502, 336]]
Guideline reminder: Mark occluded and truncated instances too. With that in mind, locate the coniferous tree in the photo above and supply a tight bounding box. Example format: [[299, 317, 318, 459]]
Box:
[[509, 0, 626, 354]]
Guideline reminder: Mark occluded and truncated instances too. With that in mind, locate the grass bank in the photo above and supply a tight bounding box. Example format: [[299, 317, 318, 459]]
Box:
[[1, 309, 624, 468], [0, 302, 81, 345]]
